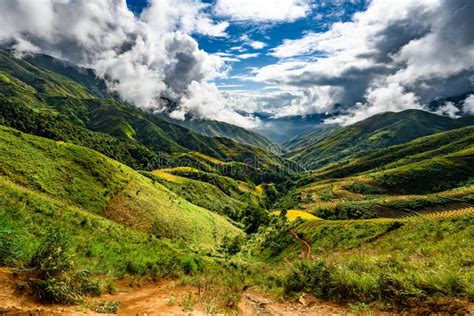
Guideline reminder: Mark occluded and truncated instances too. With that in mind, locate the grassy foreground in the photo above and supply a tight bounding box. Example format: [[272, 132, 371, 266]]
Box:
[[240, 214, 474, 312], [0, 123, 472, 313]]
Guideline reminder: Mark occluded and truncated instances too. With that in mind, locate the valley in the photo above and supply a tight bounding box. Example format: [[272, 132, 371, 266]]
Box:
[[0, 50, 473, 315]]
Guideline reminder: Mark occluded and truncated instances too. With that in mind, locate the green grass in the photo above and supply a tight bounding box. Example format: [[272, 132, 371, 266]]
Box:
[[0, 49, 293, 184], [145, 167, 273, 224], [285, 110, 472, 169], [0, 125, 241, 248], [0, 177, 196, 277], [147, 170, 249, 224], [247, 215, 474, 311]]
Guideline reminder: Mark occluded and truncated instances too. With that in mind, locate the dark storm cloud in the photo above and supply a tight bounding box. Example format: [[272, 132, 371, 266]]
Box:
[[254, 0, 474, 123]]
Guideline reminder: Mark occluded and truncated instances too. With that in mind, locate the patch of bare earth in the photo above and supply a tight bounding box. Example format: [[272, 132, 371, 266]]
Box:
[[238, 290, 355, 316], [1, 267, 472, 315]]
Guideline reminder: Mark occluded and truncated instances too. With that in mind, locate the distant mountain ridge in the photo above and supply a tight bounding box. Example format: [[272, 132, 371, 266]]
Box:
[[0, 50, 291, 182], [285, 109, 474, 169], [159, 115, 274, 149], [250, 112, 332, 143]]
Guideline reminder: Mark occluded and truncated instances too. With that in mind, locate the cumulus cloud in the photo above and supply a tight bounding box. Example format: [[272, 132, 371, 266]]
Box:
[[327, 83, 423, 125], [0, 0, 258, 128], [249, 41, 266, 50], [214, 0, 311, 22], [462, 94, 474, 115], [175, 81, 260, 128], [242, 0, 474, 123], [435, 102, 461, 118]]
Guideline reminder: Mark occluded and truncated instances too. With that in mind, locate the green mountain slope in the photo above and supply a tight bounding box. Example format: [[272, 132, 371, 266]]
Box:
[[0, 50, 291, 182], [317, 126, 474, 179], [0, 125, 241, 248], [276, 126, 474, 220], [286, 109, 474, 169], [282, 124, 337, 152], [146, 167, 279, 229], [161, 115, 274, 149]]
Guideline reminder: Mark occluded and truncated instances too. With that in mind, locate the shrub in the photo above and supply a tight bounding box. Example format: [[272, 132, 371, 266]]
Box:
[[221, 235, 244, 256], [178, 255, 203, 275], [283, 260, 332, 298], [93, 301, 120, 313], [29, 229, 102, 305], [30, 230, 75, 278]]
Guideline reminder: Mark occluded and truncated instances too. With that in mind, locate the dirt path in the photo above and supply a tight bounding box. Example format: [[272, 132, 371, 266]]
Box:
[[0, 267, 203, 315], [0, 267, 356, 315], [238, 290, 353, 315], [289, 231, 312, 259]]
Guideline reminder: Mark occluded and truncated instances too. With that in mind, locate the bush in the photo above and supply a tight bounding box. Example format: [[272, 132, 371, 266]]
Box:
[[178, 255, 203, 275], [30, 230, 75, 278], [221, 235, 244, 256], [283, 260, 332, 298], [29, 229, 102, 305]]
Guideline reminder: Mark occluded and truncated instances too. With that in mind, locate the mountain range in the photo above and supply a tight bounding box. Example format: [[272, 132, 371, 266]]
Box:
[[0, 50, 473, 313]]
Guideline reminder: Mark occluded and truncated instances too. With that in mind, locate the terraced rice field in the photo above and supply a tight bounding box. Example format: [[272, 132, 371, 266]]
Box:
[[371, 202, 474, 218], [296, 202, 474, 232], [273, 210, 321, 221], [152, 170, 181, 182], [417, 205, 474, 219], [192, 152, 225, 165]]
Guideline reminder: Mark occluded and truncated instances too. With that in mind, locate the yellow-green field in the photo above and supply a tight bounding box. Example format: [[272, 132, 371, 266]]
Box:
[[273, 209, 321, 221]]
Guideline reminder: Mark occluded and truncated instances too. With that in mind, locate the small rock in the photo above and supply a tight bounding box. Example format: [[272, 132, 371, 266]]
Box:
[[299, 294, 307, 307]]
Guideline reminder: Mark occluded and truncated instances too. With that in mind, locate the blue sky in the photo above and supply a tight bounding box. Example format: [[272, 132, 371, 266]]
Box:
[[127, 0, 369, 94], [2, 0, 471, 128], [118, 0, 473, 126]]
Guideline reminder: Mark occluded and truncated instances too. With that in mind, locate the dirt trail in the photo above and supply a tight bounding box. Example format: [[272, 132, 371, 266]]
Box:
[[239, 290, 353, 315], [289, 231, 312, 259], [0, 267, 200, 315], [0, 267, 356, 315]]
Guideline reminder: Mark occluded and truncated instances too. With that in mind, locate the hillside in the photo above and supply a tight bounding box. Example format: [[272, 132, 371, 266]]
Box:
[[161, 115, 274, 149], [275, 126, 474, 220], [0, 50, 291, 182], [316, 125, 474, 179], [285, 109, 474, 169], [282, 124, 337, 152], [245, 213, 473, 313], [0, 125, 241, 247]]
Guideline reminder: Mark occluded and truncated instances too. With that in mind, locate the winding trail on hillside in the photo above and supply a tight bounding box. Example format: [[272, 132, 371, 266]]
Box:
[[290, 231, 312, 259]]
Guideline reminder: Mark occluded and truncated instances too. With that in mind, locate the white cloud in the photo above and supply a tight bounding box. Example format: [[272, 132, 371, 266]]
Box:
[[238, 53, 259, 59], [213, 52, 259, 63], [238, 0, 474, 124], [249, 41, 267, 49], [143, 0, 229, 37], [326, 83, 423, 125], [214, 0, 311, 22], [177, 81, 260, 128], [0, 0, 260, 127], [229, 45, 245, 52], [435, 101, 460, 118], [463, 94, 474, 115]]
